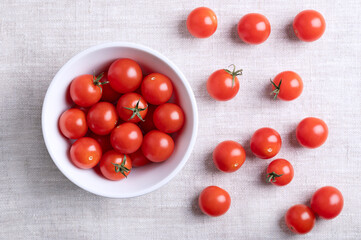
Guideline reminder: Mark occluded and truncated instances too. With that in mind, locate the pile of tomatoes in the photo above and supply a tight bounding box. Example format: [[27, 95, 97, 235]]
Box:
[[59, 58, 184, 181]]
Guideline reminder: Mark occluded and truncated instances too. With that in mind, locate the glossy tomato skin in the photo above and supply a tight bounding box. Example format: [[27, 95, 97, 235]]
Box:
[[198, 186, 231, 217], [293, 10, 326, 42], [285, 204, 315, 234], [213, 141, 246, 173], [207, 69, 240, 101], [99, 72, 121, 103], [70, 74, 102, 107], [250, 128, 282, 159], [266, 159, 294, 186], [237, 13, 271, 44], [186, 7, 217, 38], [99, 150, 132, 181], [272, 71, 303, 101], [311, 186, 343, 219], [59, 108, 88, 139], [129, 149, 151, 167], [117, 93, 148, 123], [138, 104, 157, 134], [296, 117, 328, 148], [110, 123, 143, 154], [153, 103, 185, 133], [70, 137, 102, 169], [108, 58, 143, 93], [87, 102, 118, 135], [141, 73, 173, 105], [87, 131, 113, 152], [141, 130, 174, 162]]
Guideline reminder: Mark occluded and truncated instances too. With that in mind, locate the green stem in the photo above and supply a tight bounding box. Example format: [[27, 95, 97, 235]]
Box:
[[224, 64, 242, 87], [123, 98, 148, 122], [266, 172, 283, 183], [111, 155, 130, 178], [270, 79, 282, 99]]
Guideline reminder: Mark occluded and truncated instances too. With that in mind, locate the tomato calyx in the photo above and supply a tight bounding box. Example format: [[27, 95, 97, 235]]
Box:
[[266, 171, 283, 183], [123, 98, 148, 122], [111, 155, 130, 178], [93, 72, 109, 89], [270, 79, 282, 99], [224, 64, 242, 87]]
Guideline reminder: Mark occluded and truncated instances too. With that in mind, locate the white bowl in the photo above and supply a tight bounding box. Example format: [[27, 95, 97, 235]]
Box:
[[42, 42, 198, 198]]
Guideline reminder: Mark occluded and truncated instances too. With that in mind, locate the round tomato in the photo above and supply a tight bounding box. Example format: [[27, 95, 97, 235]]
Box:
[[110, 123, 143, 154], [285, 204, 315, 234], [250, 127, 282, 159], [186, 7, 217, 38], [266, 159, 294, 186], [99, 71, 121, 103], [87, 131, 112, 152], [271, 71, 303, 101], [87, 102, 118, 135], [153, 103, 184, 133], [59, 108, 87, 139], [141, 130, 174, 162], [213, 140, 246, 173], [70, 73, 105, 107], [207, 65, 242, 101], [70, 137, 102, 169], [237, 13, 271, 44], [198, 186, 231, 217], [108, 58, 143, 93], [311, 186, 343, 219], [99, 150, 132, 180], [138, 104, 157, 134], [117, 93, 148, 123], [293, 10, 326, 42], [141, 73, 173, 105], [129, 149, 151, 167], [296, 117, 328, 148]]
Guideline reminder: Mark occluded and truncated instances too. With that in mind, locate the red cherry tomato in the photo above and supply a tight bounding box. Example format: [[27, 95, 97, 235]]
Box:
[[129, 149, 151, 167], [250, 127, 282, 159], [311, 186, 343, 219], [285, 204, 315, 234], [141, 73, 173, 105], [198, 186, 231, 217], [207, 65, 242, 101], [117, 93, 148, 123], [87, 131, 112, 152], [271, 71, 303, 101], [213, 140, 246, 173], [99, 72, 121, 103], [293, 10, 326, 42], [59, 108, 87, 139], [153, 103, 185, 133], [108, 58, 143, 93], [138, 104, 157, 134], [266, 159, 294, 186], [110, 123, 143, 154], [186, 7, 217, 38], [99, 150, 132, 181], [141, 130, 174, 162], [70, 73, 105, 107], [296, 117, 328, 148], [87, 102, 118, 135], [70, 137, 102, 169], [237, 13, 271, 44]]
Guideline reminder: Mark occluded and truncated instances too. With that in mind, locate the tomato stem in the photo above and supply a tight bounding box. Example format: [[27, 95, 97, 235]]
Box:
[[93, 72, 109, 86], [123, 98, 148, 122], [111, 155, 130, 178], [266, 172, 283, 183], [224, 64, 242, 88], [270, 79, 282, 99]]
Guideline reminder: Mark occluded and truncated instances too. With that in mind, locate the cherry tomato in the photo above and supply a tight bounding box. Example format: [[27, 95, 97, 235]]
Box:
[[108, 58, 143, 93], [70, 73, 105, 107], [117, 93, 148, 123], [250, 127, 282, 159], [285, 204, 315, 234], [99, 150, 132, 180], [296, 117, 328, 148], [311, 186, 343, 219], [293, 10, 326, 42], [266, 159, 294, 186], [59, 108, 87, 139], [87, 131, 112, 152], [70, 137, 102, 169], [213, 140, 246, 173], [141, 130, 174, 162], [110, 123, 143, 154], [153, 103, 184, 133], [198, 186, 231, 217], [99, 72, 121, 103], [207, 65, 242, 101], [87, 102, 118, 135], [271, 71, 303, 101], [186, 7, 217, 38], [129, 149, 151, 167], [138, 104, 157, 134], [237, 13, 271, 44], [141, 73, 173, 105]]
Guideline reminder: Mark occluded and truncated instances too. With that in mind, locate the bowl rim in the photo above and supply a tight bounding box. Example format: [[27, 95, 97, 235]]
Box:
[[41, 42, 198, 198]]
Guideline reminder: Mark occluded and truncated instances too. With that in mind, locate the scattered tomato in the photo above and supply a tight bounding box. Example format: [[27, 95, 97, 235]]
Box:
[[99, 72, 121, 103], [70, 73, 105, 107], [213, 140, 246, 173], [293, 10, 326, 42], [141, 130, 174, 162], [87, 102, 118, 135], [186, 7, 217, 38], [129, 149, 151, 167], [296, 117, 328, 148], [70, 137, 102, 169], [266, 159, 294, 186], [153, 103, 184, 133], [250, 127, 282, 159], [110, 123, 143, 154], [271, 71, 303, 101], [198, 186, 231, 217], [141, 73, 173, 105], [99, 150, 132, 180], [237, 13, 271, 44], [59, 108, 88, 139], [285, 204, 315, 234], [311, 186, 343, 219], [117, 93, 148, 123]]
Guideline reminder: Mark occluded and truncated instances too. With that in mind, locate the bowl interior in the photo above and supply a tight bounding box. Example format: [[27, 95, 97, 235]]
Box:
[[42, 43, 197, 198]]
